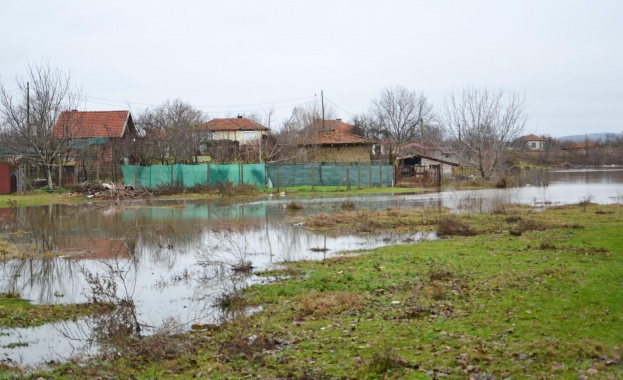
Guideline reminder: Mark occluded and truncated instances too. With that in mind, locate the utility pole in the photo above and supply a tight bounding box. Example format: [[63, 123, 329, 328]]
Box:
[[26, 82, 30, 134], [321, 90, 325, 130]]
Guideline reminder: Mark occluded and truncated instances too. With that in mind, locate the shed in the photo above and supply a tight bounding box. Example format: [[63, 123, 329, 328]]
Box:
[[397, 153, 459, 176]]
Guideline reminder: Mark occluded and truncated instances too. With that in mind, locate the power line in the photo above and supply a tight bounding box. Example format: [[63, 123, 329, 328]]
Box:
[[77, 93, 317, 110], [81, 97, 319, 115], [323, 95, 354, 117]]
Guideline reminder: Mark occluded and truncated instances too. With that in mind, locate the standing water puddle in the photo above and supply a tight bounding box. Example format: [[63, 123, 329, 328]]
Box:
[[0, 167, 622, 366]]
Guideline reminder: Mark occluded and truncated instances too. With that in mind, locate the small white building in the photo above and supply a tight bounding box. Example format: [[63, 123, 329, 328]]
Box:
[[516, 134, 545, 150]]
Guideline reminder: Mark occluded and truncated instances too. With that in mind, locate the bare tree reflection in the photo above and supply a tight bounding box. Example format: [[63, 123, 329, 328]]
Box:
[[194, 227, 261, 323], [57, 259, 141, 355], [0, 257, 81, 303]]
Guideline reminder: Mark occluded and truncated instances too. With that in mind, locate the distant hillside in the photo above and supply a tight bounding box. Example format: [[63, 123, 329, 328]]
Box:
[[556, 132, 623, 143]]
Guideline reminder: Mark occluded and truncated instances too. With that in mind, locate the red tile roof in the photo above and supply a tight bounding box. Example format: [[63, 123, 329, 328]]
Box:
[[54, 110, 132, 138], [308, 119, 353, 133], [518, 134, 544, 142], [303, 131, 379, 146], [198, 117, 268, 132], [399, 141, 430, 151]]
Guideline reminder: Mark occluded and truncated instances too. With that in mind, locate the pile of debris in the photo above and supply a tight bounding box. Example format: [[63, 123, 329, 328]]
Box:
[[78, 182, 154, 199]]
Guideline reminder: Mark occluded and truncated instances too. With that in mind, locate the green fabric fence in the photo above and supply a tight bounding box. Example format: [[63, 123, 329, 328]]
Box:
[[266, 162, 394, 188], [121, 163, 266, 189], [121, 162, 393, 189]]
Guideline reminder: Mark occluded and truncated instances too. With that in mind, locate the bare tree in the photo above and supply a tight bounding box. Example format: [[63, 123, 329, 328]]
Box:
[[444, 87, 527, 179], [0, 60, 81, 189], [367, 85, 436, 162], [137, 99, 207, 164], [264, 102, 338, 163]]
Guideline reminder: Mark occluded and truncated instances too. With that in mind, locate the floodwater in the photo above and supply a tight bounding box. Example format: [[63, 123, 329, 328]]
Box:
[[0, 167, 622, 366]]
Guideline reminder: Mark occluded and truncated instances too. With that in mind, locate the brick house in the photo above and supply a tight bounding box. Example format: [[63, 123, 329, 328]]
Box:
[[195, 116, 269, 162], [196, 116, 269, 144], [297, 130, 380, 162], [53, 110, 139, 181]]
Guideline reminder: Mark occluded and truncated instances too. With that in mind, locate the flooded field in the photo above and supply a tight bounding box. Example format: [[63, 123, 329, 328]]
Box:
[[0, 167, 622, 366]]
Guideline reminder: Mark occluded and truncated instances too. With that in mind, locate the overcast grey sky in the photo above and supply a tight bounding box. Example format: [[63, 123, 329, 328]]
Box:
[[1, 0, 621, 137]]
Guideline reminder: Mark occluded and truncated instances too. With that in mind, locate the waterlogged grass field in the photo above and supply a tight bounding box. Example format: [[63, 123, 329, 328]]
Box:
[[2, 203, 622, 379], [0, 294, 113, 329]]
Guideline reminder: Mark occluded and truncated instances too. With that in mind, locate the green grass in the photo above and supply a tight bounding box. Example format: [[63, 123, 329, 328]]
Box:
[[0, 189, 87, 208], [8, 203, 623, 379], [0, 293, 114, 328]]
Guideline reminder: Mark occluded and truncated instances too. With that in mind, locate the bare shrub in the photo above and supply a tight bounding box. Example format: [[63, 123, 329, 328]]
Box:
[[429, 280, 447, 300], [231, 260, 254, 274], [577, 195, 594, 212], [128, 318, 194, 361], [285, 201, 304, 211], [367, 347, 412, 374], [429, 266, 454, 282], [437, 217, 477, 237], [306, 212, 337, 228], [215, 293, 246, 311], [217, 317, 278, 362], [341, 200, 356, 210], [188, 183, 216, 194], [299, 291, 363, 317], [539, 240, 557, 250], [154, 183, 185, 196], [495, 177, 508, 188], [233, 182, 259, 194], [505, 215, 522, 223], [216, 180, 235, 196], [358, 218, 381, 233], [509, 218, 547, 236]]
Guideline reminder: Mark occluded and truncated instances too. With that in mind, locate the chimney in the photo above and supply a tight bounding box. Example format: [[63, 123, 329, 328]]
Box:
[[237, 114, 243, 119], [336, 118, 342, 122]]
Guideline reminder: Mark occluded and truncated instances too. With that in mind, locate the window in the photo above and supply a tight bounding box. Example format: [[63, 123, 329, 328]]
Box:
[[243, 131, 255, 141]]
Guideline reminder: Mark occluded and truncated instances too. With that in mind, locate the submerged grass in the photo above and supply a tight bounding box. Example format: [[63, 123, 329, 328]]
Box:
[[7, 203, 623, 379], [265, 185, 429, 195], [0, 294, 114, 328]]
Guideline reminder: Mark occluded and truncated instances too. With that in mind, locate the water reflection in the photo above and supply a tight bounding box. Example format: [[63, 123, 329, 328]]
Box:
[[0, 167, 622, 366]]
